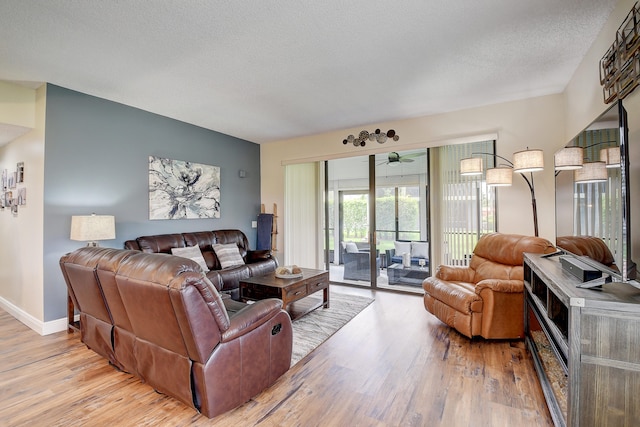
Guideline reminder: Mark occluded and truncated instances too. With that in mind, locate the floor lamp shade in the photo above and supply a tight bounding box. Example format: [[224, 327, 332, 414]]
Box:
[[70, 214, 116, 245], [574, 161, 608, 183], [460, 157, 483, 175], [554, 147, 584, 170], [486, 167, 513, 186], [513, 149, 544, 173], [600, 146, 621, 168]]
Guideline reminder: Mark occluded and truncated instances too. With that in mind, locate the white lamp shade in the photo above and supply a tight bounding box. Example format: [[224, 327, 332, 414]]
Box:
[[460, 157, 483, 175], [600, 146, 621, 168], [70, 214, 116, 242], [513, 149, 544, 173], [554, 147, 584, 170], [574, 161, 608, 184], [486, 167, 513, 186]]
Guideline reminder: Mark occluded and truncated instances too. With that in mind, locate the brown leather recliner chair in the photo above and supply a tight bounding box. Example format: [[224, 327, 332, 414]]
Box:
[[422, 233, 555, 339], [60, 247, 292, 418]]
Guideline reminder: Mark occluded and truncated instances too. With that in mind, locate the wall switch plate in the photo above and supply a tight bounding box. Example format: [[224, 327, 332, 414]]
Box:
[[251, 220, 257, 228]]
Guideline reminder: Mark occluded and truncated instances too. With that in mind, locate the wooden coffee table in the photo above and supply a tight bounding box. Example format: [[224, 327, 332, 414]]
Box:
[[239, 268, 329, 320]]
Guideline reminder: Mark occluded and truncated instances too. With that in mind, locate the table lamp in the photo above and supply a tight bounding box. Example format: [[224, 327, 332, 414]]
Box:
[[70, 213, 116, 246]]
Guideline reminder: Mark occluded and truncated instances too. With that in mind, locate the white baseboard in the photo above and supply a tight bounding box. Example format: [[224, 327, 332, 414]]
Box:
[[0, 296, 70, 336]]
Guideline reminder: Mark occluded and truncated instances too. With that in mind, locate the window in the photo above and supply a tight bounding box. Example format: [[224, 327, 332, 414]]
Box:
[[433, 141, 496, 266]]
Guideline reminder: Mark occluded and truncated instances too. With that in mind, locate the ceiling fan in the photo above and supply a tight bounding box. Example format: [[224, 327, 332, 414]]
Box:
[[379, 151, 426, 166]]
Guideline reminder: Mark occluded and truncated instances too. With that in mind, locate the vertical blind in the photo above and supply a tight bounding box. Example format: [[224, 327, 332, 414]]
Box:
[[437, 140, 496, 266], [284, 162, 321, 268]]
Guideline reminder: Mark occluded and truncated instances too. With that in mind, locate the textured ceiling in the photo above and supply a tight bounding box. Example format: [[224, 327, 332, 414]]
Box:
[[0, 1, 617, 144]]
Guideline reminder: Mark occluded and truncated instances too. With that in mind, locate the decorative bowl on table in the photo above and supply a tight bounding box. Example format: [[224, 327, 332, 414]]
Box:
[[275, 265, 303, 279]]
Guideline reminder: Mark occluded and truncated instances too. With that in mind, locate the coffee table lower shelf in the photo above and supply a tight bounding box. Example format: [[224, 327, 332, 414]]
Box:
[[285, 295, 327, 320], [239, 268, 329, 320]]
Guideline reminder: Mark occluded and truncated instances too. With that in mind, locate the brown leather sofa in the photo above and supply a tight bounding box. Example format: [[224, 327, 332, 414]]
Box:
[[124, 229, 277, 300], [556, 235, 618, 271], [422, 233, 556, 339], [60, 247, 292, 418]]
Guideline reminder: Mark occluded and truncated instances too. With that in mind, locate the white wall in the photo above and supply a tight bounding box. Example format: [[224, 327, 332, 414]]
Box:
[[0, 84, 46, 331], [262, 94, 564, 264], [564, 0, 634, 139], [0, 80, 35, 129]]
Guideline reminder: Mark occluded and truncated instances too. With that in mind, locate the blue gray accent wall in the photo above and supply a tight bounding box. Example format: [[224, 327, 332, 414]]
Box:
[[43, 84, 261, 321]]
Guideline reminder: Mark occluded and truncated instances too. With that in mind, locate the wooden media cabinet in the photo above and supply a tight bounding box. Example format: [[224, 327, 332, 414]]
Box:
[[523, 253, 640, 426]]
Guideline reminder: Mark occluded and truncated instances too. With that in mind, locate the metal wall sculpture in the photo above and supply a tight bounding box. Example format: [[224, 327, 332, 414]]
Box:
[[601, 2, 640, 103]]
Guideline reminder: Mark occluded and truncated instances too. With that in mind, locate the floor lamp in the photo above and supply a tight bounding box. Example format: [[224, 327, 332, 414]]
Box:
[[460, 149, 543, 237]]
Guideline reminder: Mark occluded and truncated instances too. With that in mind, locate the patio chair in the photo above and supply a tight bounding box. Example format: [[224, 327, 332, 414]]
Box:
[[341, 241, 381, 281]]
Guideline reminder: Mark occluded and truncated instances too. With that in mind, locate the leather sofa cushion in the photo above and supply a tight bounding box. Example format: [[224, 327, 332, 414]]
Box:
[[137, 233, 185, 253], [471, 256, 523, 282], [472, 233, 553, 267], [183, 231, 216, 251]]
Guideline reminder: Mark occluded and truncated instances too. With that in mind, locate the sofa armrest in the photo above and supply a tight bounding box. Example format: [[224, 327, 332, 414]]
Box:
[[204, 271, 224, 292], [475, 279, 523, 294], [246, 249, 272, 263], [124, 240, 141, 250], [221, 298, 284, 342], [436, 265, 475, 282], [385, 249, 395, 265]]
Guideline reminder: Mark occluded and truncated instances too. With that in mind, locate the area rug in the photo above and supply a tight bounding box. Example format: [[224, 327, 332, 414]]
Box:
[[290, 293, 374, 366]]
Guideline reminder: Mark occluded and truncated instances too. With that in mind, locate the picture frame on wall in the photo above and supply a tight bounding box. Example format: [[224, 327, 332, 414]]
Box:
[[0, 163, 27, 213], [17, 188, 26, 205], [16, 162, 24, 183], [148, 156, 221, 220]]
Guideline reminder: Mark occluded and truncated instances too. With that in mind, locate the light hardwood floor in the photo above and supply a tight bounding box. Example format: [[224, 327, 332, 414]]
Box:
[[0, 286, 553, 426]]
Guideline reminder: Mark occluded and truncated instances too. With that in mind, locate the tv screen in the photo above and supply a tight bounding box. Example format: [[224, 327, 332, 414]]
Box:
[[554, 100, 636, 283]]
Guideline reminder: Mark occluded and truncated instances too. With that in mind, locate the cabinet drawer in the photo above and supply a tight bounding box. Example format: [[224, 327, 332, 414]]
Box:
[[308, 278, 328, 293], [285, 282, 308, 301]]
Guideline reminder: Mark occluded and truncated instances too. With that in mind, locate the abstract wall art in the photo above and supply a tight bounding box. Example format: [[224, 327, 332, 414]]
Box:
[[148, 156, 221, 220]]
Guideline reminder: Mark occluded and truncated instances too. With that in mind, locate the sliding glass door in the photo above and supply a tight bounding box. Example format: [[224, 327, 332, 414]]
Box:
[[309, 139, 495, 290], [325, 149, 429, 291], [374, 149, 429, 291], [326, 155, 374, 285]]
